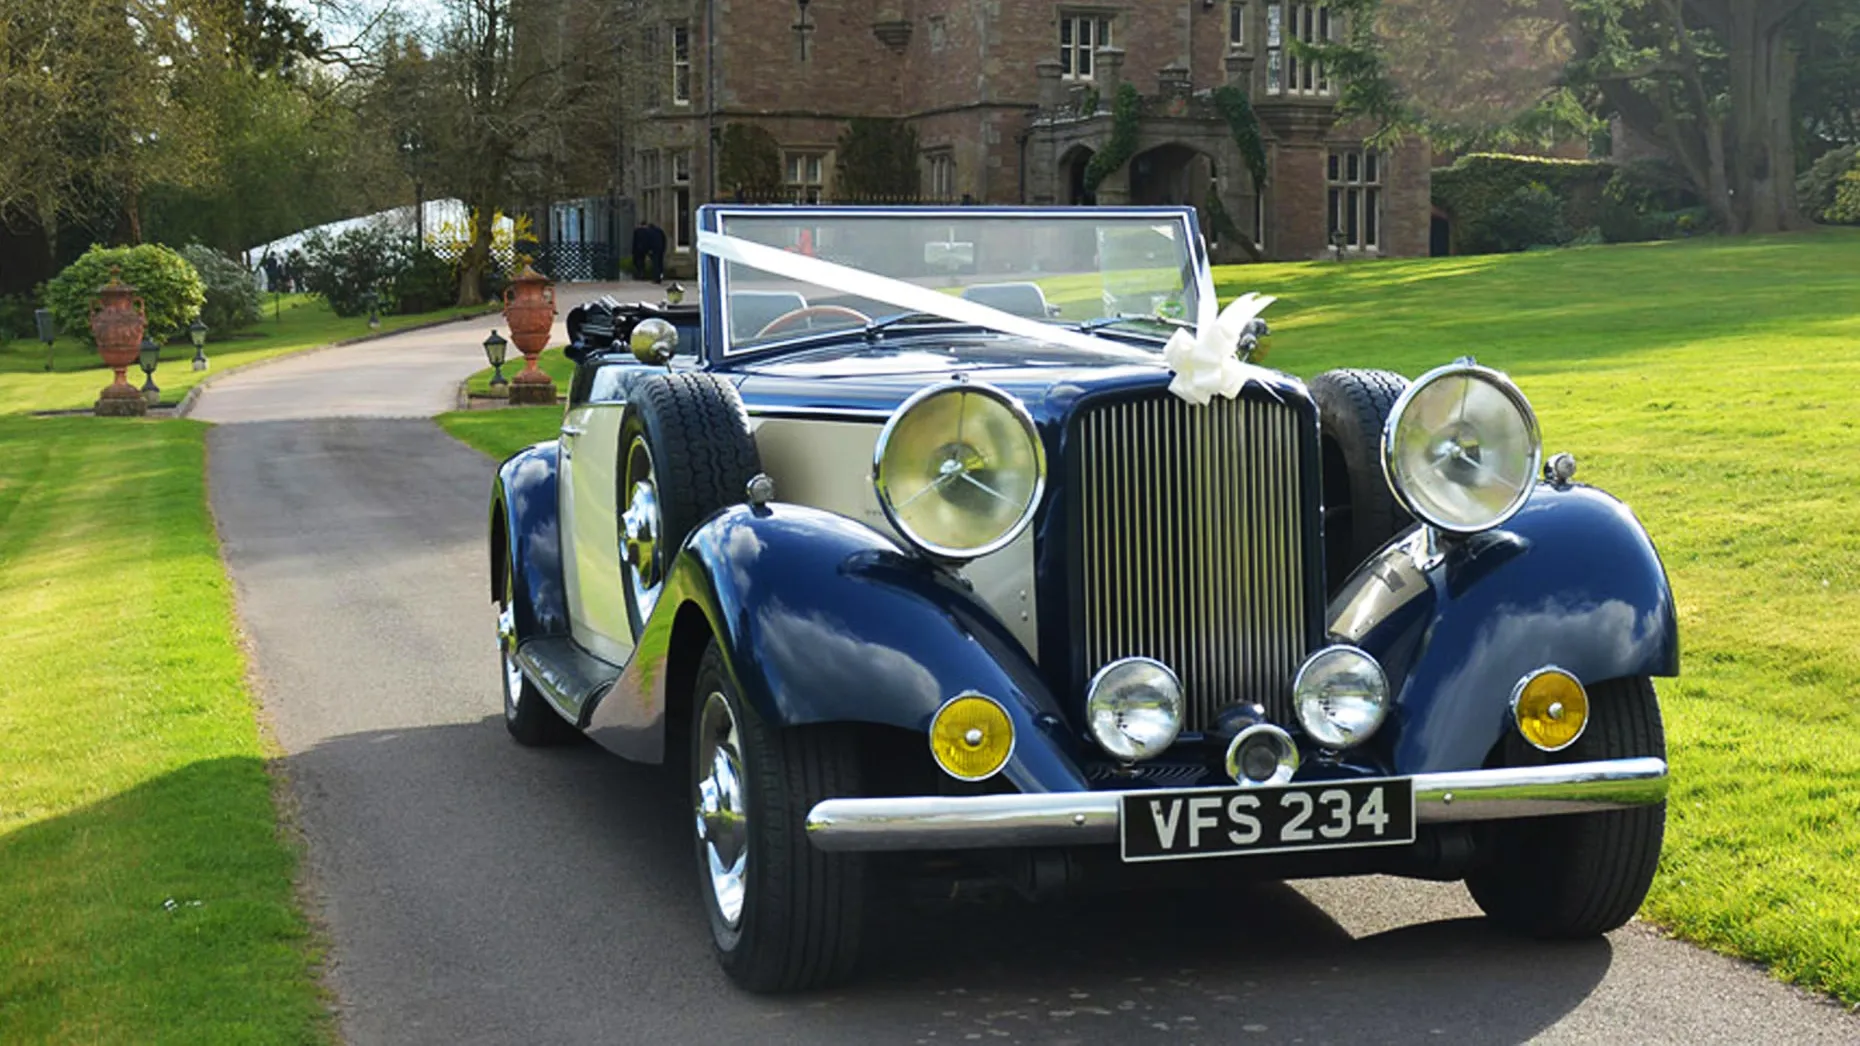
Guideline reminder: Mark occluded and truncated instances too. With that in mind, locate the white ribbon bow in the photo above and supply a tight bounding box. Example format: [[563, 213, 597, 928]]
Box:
[[1162, 291, 1277, 407]]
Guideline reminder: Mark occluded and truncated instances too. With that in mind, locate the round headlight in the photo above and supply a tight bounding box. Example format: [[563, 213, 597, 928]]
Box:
[[874, 380, 1045, 559], [1383, 362, 1543, 533], [1293, 645, 1390, 748], [1086, 658, 1183, 762]]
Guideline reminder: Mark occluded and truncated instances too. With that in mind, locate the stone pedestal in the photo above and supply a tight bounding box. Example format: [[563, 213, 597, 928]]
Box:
[[95, 385, 148, 417]]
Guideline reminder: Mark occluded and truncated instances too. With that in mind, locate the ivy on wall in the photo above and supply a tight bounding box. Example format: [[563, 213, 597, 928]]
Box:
[[835, 118, 921, 201], [1211, 85, 1269, 192], [1083, 83, 1142, 193], [717, 123, 784, 200]]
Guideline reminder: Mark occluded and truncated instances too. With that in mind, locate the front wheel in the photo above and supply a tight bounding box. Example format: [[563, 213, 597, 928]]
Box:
[[1467, 675, 1667, 937], [690, 641, 865, 992]]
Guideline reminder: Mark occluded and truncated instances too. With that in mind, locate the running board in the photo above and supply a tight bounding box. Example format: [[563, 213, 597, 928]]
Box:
[[516, 637, 620, 726]]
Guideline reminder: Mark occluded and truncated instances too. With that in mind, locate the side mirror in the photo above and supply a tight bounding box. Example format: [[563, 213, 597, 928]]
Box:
[[630, 317, 679, 365]]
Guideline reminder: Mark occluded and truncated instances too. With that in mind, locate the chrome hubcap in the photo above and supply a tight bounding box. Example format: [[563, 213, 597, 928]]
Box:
[[622, 438, 663, 620], [694, 690, 748, 929], [499, 565, 522, 715]]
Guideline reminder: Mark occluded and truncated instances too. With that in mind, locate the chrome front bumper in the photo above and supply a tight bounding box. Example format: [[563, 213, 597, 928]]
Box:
[[805, 757, 1668, 853]]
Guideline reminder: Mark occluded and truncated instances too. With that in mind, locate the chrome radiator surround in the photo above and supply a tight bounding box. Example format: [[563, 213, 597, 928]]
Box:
[[1070, 389, 1321, 730]]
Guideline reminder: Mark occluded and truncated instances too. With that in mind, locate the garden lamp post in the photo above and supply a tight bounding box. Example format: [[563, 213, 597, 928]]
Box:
[[138, 336, 162, 406], [34, 308, 55, 372], [189, 319, 209, 371], [364, 291, 382, 331], [483, 330, 510, 396], [1330, 229, 1347, 263]]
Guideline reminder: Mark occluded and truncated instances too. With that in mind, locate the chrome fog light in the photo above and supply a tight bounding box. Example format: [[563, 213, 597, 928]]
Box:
[[1293, 645, 1390, 748], [1226, 723, 1300, 786], [1086, 657, 1183, 762]]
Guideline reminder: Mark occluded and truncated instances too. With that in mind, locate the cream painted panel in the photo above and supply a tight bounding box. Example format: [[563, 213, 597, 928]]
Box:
[[569, 404, 635, 665], [749, 415, 1041, 660]]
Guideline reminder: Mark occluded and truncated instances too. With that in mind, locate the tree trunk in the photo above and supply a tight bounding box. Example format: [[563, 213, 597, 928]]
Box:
[[455, 204, 493, 307], [1718, 0, 1808, 233]]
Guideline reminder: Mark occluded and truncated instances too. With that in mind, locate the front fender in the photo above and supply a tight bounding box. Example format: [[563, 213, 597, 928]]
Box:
[[491, 441, 569, 642], [588, 503, 1090, 793], [1330, 483, 1678, 775]]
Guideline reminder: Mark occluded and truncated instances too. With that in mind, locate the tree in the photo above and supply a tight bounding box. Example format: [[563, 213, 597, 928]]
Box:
[[835, 118, 921, 201], [1318, 0, 1849, 234], [718, 123, 784, 201]]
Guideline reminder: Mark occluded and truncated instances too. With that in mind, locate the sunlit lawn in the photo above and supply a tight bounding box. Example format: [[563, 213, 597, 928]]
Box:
[[0, 294, 489, 1043], [0, 417, 329, 1044], [440, 228, 1860, 1005], [0, 293, 492, 415]]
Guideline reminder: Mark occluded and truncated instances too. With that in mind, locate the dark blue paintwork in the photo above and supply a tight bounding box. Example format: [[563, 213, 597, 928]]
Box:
[[1331, 483, 1678, 776], [491, 442, 569, 642], [582, 503, 1093, 792]]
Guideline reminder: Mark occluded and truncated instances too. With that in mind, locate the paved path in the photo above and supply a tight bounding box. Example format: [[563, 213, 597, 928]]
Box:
[[199, 301, 1860, 1045]]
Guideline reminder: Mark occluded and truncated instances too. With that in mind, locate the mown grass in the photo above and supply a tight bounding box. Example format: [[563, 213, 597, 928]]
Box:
[[438, 228, 1860, 1005], [0, 294, 487, 1043], [0, 416, 328, 1044], [0, 294, 492, 415]]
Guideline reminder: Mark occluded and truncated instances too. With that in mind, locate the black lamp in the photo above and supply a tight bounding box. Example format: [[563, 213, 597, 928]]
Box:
[[364, 290, 381, 330], [188, 318, 209, 371], [483, 330, 509, 394], [138, 336, 161, 406], [34, 308, 55, 372]]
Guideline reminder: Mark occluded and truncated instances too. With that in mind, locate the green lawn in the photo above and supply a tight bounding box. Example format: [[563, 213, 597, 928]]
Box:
[[0, 294, 492, 415], [0, 417, 328, 1044], [439, 228, 1860, 1005], [0, 294, 492, 1044]]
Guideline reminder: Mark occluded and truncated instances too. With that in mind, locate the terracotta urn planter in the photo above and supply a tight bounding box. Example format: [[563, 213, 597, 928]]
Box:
[[502, 263, 558, 405], [89, 271, 149, 417]]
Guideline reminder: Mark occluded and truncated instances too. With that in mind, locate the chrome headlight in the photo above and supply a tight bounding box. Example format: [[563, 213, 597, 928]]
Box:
[[1086, 658, 1183, 762], [1382, 362, 1543, 533], [1293, 645, 1390, 748], [874, 379, 1045, 559]]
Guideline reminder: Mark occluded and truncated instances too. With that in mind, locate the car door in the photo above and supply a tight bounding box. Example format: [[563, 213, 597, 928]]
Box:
[[559, 390, 635, 667]]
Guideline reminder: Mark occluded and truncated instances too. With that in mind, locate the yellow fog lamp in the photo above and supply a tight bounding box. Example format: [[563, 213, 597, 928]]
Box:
[[1511, 667, 1589, 752], [929, 693, 1015, 782]]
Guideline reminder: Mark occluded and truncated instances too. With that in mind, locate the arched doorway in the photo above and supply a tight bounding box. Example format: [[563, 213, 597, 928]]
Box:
[[1060, 145, 1096, 205], [1129, 143, 1212, 209]]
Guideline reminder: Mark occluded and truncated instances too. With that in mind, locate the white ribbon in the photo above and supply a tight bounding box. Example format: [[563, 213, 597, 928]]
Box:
[[697, 229, 1275, 405], [1162, 291, 1277, 406]]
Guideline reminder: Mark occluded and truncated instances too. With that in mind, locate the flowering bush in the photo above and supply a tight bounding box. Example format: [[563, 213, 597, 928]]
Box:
[[179, 244, 261, 335]]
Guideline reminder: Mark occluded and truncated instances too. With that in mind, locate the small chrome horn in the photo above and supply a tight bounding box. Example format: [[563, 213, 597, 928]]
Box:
[[630, 318, 678, 366], [1226, 723, 1300, 786]]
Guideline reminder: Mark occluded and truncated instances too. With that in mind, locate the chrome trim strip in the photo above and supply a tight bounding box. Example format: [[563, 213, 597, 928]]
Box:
[[804, 757, 1668, 852]]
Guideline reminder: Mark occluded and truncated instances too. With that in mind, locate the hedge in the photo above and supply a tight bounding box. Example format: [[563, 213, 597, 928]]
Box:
[[1432, 154, 1615, 253], [1434, 153, 1706, 254]]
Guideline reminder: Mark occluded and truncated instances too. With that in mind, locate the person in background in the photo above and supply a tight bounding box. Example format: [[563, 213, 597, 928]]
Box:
[[644, 220, 668, 283], [630, 220, 650, 281]]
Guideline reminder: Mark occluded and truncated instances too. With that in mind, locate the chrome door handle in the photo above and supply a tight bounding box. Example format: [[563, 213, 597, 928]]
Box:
[[560, 425, 584, 436]]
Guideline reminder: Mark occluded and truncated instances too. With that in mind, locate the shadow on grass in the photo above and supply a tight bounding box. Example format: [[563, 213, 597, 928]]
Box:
[[0, 757, 326, 1045], [268, 714, 1612, 1044]]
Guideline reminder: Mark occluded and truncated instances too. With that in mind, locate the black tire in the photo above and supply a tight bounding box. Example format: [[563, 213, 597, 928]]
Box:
[[1310, 368, 1413, 595], [618, 373, 761, 635], [499, 546, 576, 745], [690, 641, 865, 992], [1467, 676, 1667, 938]]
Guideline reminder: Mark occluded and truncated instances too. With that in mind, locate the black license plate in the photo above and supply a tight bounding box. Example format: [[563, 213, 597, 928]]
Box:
[[1119, 778, 1416, 863]]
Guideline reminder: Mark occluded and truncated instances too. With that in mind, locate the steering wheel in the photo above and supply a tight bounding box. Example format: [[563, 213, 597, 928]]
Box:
[[755, 304, 872, 338]]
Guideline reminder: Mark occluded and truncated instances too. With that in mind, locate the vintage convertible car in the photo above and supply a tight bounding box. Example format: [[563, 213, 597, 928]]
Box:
[[489, 205, 1674, 992]]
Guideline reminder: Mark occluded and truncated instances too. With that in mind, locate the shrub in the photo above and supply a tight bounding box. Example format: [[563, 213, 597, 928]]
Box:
[[44, 244, 206, 346], [1828, 167, 1860, 225], [1797, 145, 1859, 224], [1465, 182, 1572, 253], [298, 223, 408, 317], [178, 244, 261, 336], [390, 247, 456, 315], [0, 293, 38, 345]]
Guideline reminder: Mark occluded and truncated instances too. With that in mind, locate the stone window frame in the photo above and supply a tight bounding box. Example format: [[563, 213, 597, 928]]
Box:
[[928, 14, 947, 52], [671, 23, 692, 106], [925, 150, 956, 201], [1328, 147, 1382, 252], [1228, 1, 1246, 50], [1266, 3, 1334, 97], [784, 150, 829, 203], [671, 149, 694, 252], [1057, 9, 1116, 81], [638, 149, 664, 238]]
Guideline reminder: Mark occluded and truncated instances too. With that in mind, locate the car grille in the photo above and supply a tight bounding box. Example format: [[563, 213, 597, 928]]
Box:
[[1075, 391, 1313, 731]]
